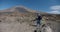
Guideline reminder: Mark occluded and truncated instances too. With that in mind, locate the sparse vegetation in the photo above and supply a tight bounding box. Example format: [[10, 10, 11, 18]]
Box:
[[0, 6, 60, 32]]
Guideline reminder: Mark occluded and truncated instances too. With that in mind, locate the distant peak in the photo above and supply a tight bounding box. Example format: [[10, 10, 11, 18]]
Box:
[[15, 5, 25, 7], [14, 5, 26, 8]]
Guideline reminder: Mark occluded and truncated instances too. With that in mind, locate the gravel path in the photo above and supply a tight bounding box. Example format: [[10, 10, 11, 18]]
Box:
[[0, 22, 35, 32]]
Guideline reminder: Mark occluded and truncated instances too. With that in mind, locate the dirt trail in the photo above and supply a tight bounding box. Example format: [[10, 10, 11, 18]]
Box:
[[0, 22, 35, 32]]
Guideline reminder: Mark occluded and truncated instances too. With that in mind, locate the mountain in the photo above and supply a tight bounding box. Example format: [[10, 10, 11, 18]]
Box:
[[0, 6, 60, 18], [0, 6, 50, 17], [0, 6, 35, 13], [0, 6, 48, 14]]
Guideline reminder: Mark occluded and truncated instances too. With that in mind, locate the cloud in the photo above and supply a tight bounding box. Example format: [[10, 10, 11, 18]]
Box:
[[48, 11, 60, 14], [48, 5, 60, 14], [50, 5, 60, 11]]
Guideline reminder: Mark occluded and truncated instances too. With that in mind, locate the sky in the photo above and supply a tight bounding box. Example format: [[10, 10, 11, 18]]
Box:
[[0, 0, 60, 14]]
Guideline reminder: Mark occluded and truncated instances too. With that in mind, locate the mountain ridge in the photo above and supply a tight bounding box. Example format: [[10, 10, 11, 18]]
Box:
[[0, 6, 48, 14]]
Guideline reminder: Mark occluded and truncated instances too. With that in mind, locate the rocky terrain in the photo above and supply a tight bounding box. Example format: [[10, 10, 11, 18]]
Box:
[[0, 6, 60, 32]]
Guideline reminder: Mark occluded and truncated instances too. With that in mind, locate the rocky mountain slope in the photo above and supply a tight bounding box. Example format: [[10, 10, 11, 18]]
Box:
[[0, 6, 60, 32]]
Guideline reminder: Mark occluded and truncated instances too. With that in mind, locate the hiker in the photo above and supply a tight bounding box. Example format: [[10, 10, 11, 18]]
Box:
[[33, 14, 42, 26]]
